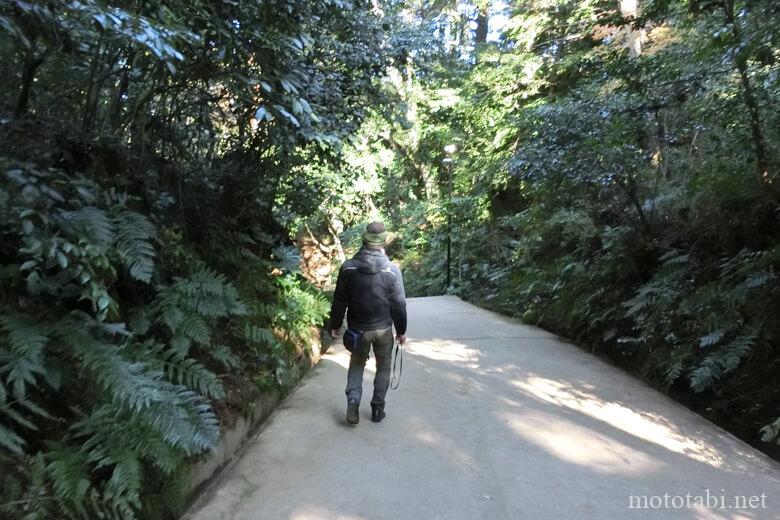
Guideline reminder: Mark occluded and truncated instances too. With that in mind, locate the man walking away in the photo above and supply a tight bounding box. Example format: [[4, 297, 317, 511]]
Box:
[[329, 221, 407, 425]]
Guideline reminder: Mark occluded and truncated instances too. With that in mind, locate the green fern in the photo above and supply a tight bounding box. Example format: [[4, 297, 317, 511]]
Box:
[[158, 291, 186, 332], [163, 352, 225, 400], [760, 418, 780, 444], [38, 444, 92, 517], [689, 325, 761, 393], [74, 405, 182, 476], [0, 312, 49, 401], [178, 314, 211, 346], [153, 268, 247, 358], [0, 312, 54, 454], [60, 206, 114, 251], [207, 344, 241, 370], [56, 319, 221, 454], [172, 268, 248, 317], [698, 330, 724, 348], [140, 460, 192, 518], [0, 422, 27, 455], [114, 211, 156, 283], [244, 324, 278, 347], [661, 344, 691, 387], [271, 245, 302, 273]]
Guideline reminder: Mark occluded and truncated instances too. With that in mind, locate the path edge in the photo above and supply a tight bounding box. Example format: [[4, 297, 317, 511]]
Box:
[[181, 332, 332, 516], [446, 294, 780, 467]]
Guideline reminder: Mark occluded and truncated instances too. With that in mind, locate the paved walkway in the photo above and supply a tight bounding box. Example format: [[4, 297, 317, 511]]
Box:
[[185, 296, 779, 520]]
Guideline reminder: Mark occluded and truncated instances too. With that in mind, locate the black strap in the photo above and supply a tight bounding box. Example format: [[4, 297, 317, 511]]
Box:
[[390, 340, 402, 390]]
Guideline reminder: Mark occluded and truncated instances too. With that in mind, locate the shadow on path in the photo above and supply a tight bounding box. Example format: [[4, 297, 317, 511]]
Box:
[[184, 296, 779, 520]]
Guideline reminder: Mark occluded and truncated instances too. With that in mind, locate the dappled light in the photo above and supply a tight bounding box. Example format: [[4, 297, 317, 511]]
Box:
[[511, 375, 726, 470], [325, 345, 354, 371], [406, 339, 482, 364], [502, 409, 661, 475], [290, 508, 365, 520], [186, 297, 779, 520]]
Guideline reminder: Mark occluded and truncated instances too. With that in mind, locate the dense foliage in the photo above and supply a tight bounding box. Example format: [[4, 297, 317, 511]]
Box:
[[319, 0, 780, 456], [0, 0, 383, 517], [2, 0, 779, 516]]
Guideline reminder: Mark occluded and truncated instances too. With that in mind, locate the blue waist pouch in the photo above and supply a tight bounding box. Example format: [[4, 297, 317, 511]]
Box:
[[343, 328, 366, 355]]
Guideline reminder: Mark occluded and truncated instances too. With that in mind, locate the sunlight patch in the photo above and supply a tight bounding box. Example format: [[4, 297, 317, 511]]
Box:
[[513, 376, 726, 469], [503, 410, 660, 475]]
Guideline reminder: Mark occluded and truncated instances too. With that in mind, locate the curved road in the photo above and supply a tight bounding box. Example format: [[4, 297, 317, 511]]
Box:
[[185, 296, 779, 520]]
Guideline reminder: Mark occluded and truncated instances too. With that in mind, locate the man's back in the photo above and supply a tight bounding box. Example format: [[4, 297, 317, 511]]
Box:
[[329, 221, 407, 425], [329, 247, 406, 335]]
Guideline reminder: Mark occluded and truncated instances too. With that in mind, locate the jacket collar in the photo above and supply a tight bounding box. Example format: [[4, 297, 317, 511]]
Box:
[[357, 246, 386, 257]]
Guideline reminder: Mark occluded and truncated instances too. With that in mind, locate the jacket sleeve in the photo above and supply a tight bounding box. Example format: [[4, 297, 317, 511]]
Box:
[[329, 264, 348, 330], [388, 264, 407, 335]]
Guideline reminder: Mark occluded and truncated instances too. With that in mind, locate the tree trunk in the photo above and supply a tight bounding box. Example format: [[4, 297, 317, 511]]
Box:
[[107, 49, 135, 133], [325, 215, 346, 263], [619, 0, 644, 58], [82, 39, 105, 133], [449, 12, 462, 58], [723, 0, 777, 196], [737, 65, 771, 182], [475, 7, 489, 44], [14, 49, 45, 119], [616, 176, 652, 233]]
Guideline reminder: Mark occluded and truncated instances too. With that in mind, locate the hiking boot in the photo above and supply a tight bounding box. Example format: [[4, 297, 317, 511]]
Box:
[[371, 403, 385, 423], [346, 399, 359, 425]]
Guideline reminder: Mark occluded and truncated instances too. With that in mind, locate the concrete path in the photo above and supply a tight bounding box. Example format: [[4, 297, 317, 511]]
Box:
[[185, 296, 780, 520]]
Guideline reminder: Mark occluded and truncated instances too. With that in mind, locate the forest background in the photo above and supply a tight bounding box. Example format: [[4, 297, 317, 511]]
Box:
[[0, 1, 778, 518]]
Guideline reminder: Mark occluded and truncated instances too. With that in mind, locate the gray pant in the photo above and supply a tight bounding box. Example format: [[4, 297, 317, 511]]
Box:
[[345, 326, 394, 407]]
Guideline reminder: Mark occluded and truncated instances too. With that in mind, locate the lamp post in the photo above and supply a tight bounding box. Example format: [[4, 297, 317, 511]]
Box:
[[443, 144, 456, 290]]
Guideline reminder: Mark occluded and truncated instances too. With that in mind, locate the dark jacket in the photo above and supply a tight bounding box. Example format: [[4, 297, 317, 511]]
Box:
[[329, 247, 407, 334]]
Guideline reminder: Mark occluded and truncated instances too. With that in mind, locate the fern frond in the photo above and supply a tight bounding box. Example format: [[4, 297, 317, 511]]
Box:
[[158, 292, 185, 331], [141, 388, 220, 454], [690, 325, 761, 393], [0, 313, 53, 449], [170, 336, 192, 357], [41, 444, 92, 516], [0, 422, 27, 454], [83, 357, 218, 455], [207, 344, 241, 370], [156, 463, 191, 517], [68, 337, 221, 454], [105, 450, 143, 508], [173, 268, 247, 317], [760, 418, 780, 444], [271, 245, 302, 273], [73, 404, 181, 475], [0, 312, 49, 400], [663, 360, 684, 387], [153, 269, 247, 346], [77, 342, 167, 412], [164, 353, 225, 400], [698, 330, 724, 348], [114, 211, 156, 283], [244, 324, 278, 347], [59, 206, 114, 250], [178, 314, 210, 345]]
